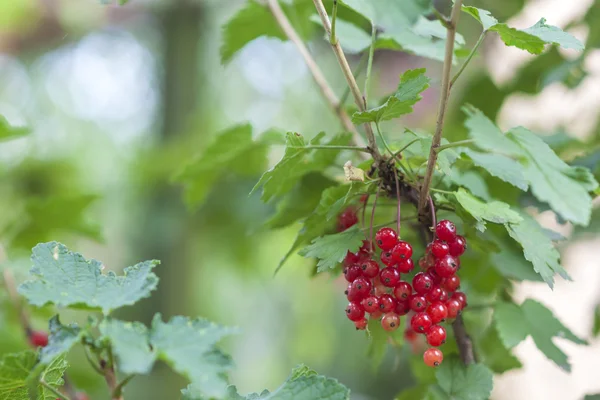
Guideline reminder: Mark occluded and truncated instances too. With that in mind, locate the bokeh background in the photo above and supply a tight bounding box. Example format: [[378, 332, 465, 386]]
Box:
[[0, 0, 599, 399]]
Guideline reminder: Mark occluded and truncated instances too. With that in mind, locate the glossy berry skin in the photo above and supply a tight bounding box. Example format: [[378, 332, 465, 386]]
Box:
[[435, 219, 457, 242], [349, 277, 371, 300], [394, 301, 410, 316], [446, 299, 462, 319], [427, 301, 448, 324], [338, 207, 358, 231], [391, 241, 413, 263], [380, 267, 401, 287], [452, 291, 467, 308], [380, 251, 395, 267], [369, 310, 383, 319], [346, 302, 365, 321], [449, 235, 467, 257], [344, 265, 362, 282], [442, 275, 460, 292], [426, 325, 447, 347], [412, 272, 434, 294], [381, 313, 400, 332], [425, 285, 443, 302], [393, 281, 412, 301], [378, 294, 397, 313], [361, 296, 380, 313], [426, 267, 443, 284], [430, 240, 450, 258], [411, 312, 433, 333], [397, 258, 414, 273], [354, 318, 368, 330], [438, 288, 449, 302], [375, 228, 398, 251], [424, 348, 443, 367], [409, 294, 427, 312], [360, 259, 379, 278], [434, 255, 459, 278], [344, 251, 360, 267], [345, 284, 360, 302], [29, 330, 49, 348]]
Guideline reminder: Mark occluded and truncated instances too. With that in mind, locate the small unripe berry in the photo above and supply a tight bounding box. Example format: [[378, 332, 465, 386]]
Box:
[[354, 318, 368, 330], [381, 313, 400, 332], [375, 228, 398, 250], [29, 330, 49, 348], [423, 348, 443, 367]]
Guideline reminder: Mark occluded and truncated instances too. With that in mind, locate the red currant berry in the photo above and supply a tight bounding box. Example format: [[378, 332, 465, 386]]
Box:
[[345, 283, 360, 302], [449, 235, 467, 257], [393, 281, 412, 301], [344, 264, 362, 282], [381, 313, 400, 332], [359, 239, 372, 253], [391, 241, 413, 263], [359, 194, 369, 204], [438, 288, 449, 302], [29, 330, 49, 348], [370, 310, 383, 319], [426, 325, 447, 347], [361, 296, 380, 313], [359, 260, 379, 278], [410, 312, 433, 333], [380, 251, 395, 267], [380, 267, 400, 287], [343, 251, 359, 267], [349, 277, 371, 299], [435, 220, 457, 242], [426, 267, 443, 284], [430, 239, 450, 258], [423, 348, 443, 367], [338, 207, 358, 231], [404, 328, 418, 342], [442, 275, 460, 292], [394, 301, 410, 316], [434, 255, 459, 278], [409, 294, 427, 312], [452, 291, 467, 308], [418, 256, 428, 269], [345, 302, 365, 321], [427, 301, 448, 324], [412, 272, 434, 294], [375, 228, 398, 251], [446, 299, 462, 319], [378, 294, 397, 313], [354, 318, 368, 330], [397, 258, 414, 273], [425, 285, 443, 302]]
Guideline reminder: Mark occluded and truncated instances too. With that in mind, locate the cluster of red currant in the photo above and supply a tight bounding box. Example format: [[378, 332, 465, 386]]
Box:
[[341, 215, 467, 368]]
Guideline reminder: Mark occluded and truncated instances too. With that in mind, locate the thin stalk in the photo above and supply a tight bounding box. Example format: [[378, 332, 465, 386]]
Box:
[[392, 137, 421, 158], [84, 346, 104, 375], [330, 0, 338, 44], [434, 139, 475, 153], [40, 380, 71, 400], [428, 196, 437, 238], [287, 145, 370, 152], [369, 187, 380, 253], [451, 31, 486, 87], [364, 23, 377, 107], [113, 375, 135, 399], [433, 8, 452, 29], [375, 122, 394, 157], [393, 168, 401, 235], [339, 53, 368, 107], [430, 188, 454, 195]]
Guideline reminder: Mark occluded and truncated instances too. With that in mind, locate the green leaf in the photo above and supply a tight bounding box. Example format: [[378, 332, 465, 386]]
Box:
[[461, 148, 528, 191], [220, 0, 314, 64], [505, 213, 569, 288], [100, 318, 156, 375], [454, 188, 522, 231], [0, 115, 29, 141], [19, 242, 159, 315], [225, 364, 350, 400], [39, 315, 83, 365], [395, 385, 430, 400], [351, 69, 430, 124], [489, 236, 544, 282], [434, 355, 493, 400], [299, 225, 364, 272], [463, 105, 521, 155], [252, 132, 352, 202], [150, 314, 238, 399], [494, 299, 587, 372], [0, 350, 67, 400], [310, 16, 371, 54], [593, 305, 600, 337], [339, 0, 429, 28], [462, 5, 498, 30], [584, 395, 600, 400], [447, 170, 491, 201], [522, 18, 584, 51], [477, 326, 522, 374]]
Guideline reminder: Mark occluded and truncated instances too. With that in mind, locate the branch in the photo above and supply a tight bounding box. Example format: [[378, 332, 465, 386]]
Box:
[[452, 315, 476, 364], [101, 348, 123, 400], [311, 0, 382, 162], [417, 0, 463, 214], [266, 0, 360, 142]]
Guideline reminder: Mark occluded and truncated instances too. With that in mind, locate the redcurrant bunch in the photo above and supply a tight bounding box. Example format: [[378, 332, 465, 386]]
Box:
[[342, 219, 468, 368]]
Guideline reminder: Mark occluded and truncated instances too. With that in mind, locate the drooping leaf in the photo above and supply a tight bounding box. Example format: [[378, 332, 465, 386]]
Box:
[[18, 242, 159, 315], [489, 235, 544, 282], [461, 5, 498, 30], [463, 105, 521, 155], [494, 299, 587, 372], [0, 115, 29, 141], [299, 225, 364, 272], [0, 350, 67, 400], [447, 169, 491, 201], [352, 69, 430, 124], [39, 315, 83, 365], [461, 148, 528, 191], [432, 355, 493, 400], [100, 318, 156, 375], [150, 314, 238, 399], [453, 188, 522, 231], [338, 0, 430, 28], [224, 364, 350, 400], [505, 213, 569, 288], [477, 326, 522, 374]]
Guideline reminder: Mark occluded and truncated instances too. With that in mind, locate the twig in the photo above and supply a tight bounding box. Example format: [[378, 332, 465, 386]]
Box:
[[417, 0, 464, 214], [434, 139, 475, 153], [339, 53, 368, 108], [287, 145, 370, 152], [266, 0, 359, 140], [40, 379, 71, 400], [452, 315, 476, 364], [101, 348, 123, 400], [364, 22, 377, 107], [392, 137, 421, 159], [330, 0, 338, 45], [312, 0, 382, 161], [393, 168, 401, 235], [113, 374, 135, 399], [450, 31, 486, 87], [428, 196, 437, 238], [369, 187, 380, 253]]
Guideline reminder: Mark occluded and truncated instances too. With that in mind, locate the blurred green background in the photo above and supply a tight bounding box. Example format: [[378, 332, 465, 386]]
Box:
[[0, 0, 598, 399]]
